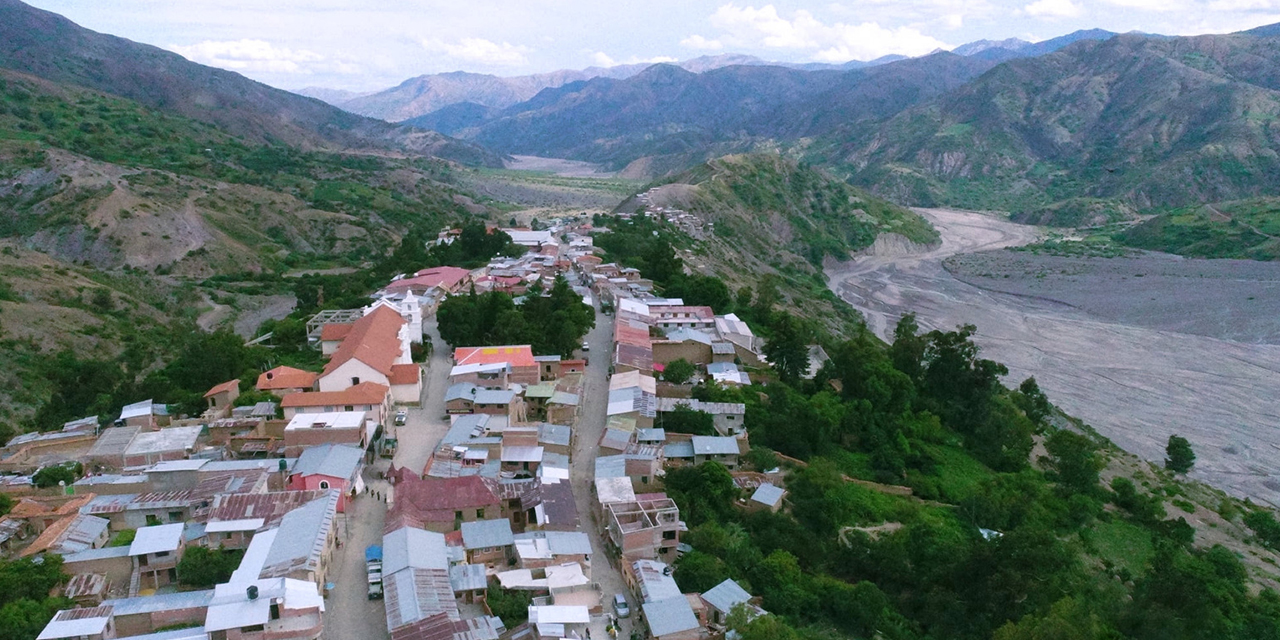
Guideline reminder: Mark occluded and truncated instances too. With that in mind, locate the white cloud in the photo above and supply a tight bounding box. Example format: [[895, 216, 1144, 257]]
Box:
[[681, 34, 724, 50], [420, 37, 531, 67], [592, 51, 617, 66], [1099, 0, 1185, 10], [706, 3, 949, 60], [1023, 0, 1084, 17], [1208, 0, 1280, 10], [169, 39, 330, 74]]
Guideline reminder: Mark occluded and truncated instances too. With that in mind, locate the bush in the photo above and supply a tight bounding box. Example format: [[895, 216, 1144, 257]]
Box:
[[177, 547, 244, 588], [32, 463, 81, 489], [662, 359, 696, 385]]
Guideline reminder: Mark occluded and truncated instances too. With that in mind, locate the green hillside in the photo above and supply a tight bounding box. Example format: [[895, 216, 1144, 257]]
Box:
[[822, 33, 1280, 222], [1120, 199, 1280, 260]]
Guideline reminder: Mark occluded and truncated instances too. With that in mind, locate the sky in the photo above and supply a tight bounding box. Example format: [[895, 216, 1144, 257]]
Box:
[[22, 0, 1280, 92]]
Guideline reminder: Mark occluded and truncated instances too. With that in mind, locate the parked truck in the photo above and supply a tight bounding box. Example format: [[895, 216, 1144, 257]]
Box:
[[366, 544, 384, 600], [380, 437, 398, 459]]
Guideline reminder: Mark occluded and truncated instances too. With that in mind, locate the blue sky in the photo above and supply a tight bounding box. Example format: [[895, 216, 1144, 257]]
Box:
[[23, 0, 1280, 91]]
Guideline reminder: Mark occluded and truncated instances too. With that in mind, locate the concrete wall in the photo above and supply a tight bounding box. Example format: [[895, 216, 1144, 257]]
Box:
[[318, 360, 386, 393]]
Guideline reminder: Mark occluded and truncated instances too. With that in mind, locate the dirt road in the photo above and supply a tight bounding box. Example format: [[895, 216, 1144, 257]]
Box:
[[828, 208, 1280, 506], [321, 480, 388, 640]]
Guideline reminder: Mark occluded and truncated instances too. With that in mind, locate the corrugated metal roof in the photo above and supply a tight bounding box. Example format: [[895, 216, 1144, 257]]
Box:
[[701, 579, 752, 613], [460, 519, 513, 550], [261, 491, 339, 578], [643, 597, 700, 637], [663, 441, 694, 459], [292, 444, 362, 480], [691, 436, 740, 456], [750, 484, 785, 508], [103, 589, 214, 617], [129, 523, 184, 556], [449, 564, 488, 592], [383, 526, 449, 574]]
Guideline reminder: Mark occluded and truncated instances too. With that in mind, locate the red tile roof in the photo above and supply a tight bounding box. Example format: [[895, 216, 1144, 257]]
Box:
[[204, 379, 240, 399], [389, 364, 421, 386], [453, 345, 536, 368], [320, 323, 353, 341], [280, 382, 389, 408], [321, 306, 405, 377], [257, 366, 318, 391]]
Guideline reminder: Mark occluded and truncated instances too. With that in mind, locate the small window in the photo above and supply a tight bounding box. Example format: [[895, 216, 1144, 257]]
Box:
[[351, 377, 360, 386], [155, 551, 170, 558], [476, 508, 485, 519], [641, 476, 649, 484], [455, 511, 463, 520], [662, 531, 676, 540], [319, 481, 330, 490], [169, 511, 184, 522], [344, 405, 355, 412]]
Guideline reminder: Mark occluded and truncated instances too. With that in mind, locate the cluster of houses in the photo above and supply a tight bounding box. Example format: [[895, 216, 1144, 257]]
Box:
[[1, 216, 803, 640], [628, 188, 711, 241]]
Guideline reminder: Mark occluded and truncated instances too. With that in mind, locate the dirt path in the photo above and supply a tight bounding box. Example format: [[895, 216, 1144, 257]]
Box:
[[828, 208, 1280, 507]]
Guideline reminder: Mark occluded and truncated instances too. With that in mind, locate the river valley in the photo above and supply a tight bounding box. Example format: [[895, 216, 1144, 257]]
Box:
[[828, 209, 1280, 506]]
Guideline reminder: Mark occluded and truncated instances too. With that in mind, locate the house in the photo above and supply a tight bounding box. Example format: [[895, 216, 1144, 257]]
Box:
[[316, 306, 420, 403], [605, 494, 681, 561], [257, 491, 341, 588], [690, 436, 743, 469], [500, 427, 543, 476], [655, 398, 746, 437], [18, 513, 109, 557], [386, 265, 472, 295], [628, 559, 704, 640], [205, 490, 327, 549], [256, 366, 318, 396], [652, 328, 715, 366], [650, 306, 715, 331], [204, 380, 241, 416], [700, 579, 765, 628], [116, 400, 169, 430], [282, 411, 370, 457], [388, 474, 502, 533], [32, 606, 116, 640], [512, 530, 592, 571], [87, 425, 203, 469], [287, 444, 363, 512], [460, 518, 515, 567], [453, 345, 539, 385], [280, 381, 391, 426], [450, 562, 489, 604], [129, 523, 185, 590], [748, 483, 786, 513], [204, 576, 326, 640], [547, 392, 580, 425], [706, 362, 750, 386], [523, 382, 557, 419], [444, 383, 524, 421], [381, 525, 459, 633], [449, 362, 511, 389]]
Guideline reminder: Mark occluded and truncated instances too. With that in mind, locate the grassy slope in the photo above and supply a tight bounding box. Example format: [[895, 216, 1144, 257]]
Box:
[[0, 70, 485, 275], [1119, 199, 1280, 260]]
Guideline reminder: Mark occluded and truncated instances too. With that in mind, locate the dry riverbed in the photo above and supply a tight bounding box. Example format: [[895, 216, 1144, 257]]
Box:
[[829, 208, 1280, 507]]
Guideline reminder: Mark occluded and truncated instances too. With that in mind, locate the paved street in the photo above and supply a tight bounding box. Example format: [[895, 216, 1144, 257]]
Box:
[[392, 319, 454, 476], [321, 473, 388, 640], [571, 310, 635, 640]]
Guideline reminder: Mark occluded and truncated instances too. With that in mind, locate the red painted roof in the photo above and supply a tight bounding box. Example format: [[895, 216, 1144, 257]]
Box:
[[392, 475, 500, 520], [453, 345, 536, 368], [256, 366, 318, 391], [280, 382, 389, 408], [321, 306, 405, 377], [204, 379, 240, 398]]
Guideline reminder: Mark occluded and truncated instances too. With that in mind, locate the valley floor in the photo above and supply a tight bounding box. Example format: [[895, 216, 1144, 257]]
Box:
[[828, 208, 1280, 508]]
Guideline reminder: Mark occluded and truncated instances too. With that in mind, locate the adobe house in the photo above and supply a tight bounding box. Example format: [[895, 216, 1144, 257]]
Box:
[[129, 523, 186, 590], [204, 380, 241, 418]]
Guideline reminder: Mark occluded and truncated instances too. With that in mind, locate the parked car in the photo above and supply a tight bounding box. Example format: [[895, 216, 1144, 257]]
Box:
[[394, 411, 407, 426], [582, 341, 591, 352], [613, 593, 630, 618], [366, 545, 384, 600]]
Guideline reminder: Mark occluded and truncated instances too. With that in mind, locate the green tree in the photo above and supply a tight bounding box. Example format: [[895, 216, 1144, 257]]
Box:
[[177, 547, 245, 587], [658, 405, 716, 436], [1165, 435, 1195, 474], [744, 447, 780, 472], [1043, 430, 1104, 496], [485, 581, 533, 628], [673, 551, 730, 593], [32, 463, 80, 489], [763, 313, 809, 384], [1016, 377, 1053, 426], [662, 359, 696, 385], [994, 596, 1114, 640]]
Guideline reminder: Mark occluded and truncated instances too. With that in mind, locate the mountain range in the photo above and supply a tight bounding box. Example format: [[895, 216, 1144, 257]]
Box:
[[0, 0, 499, 166]]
